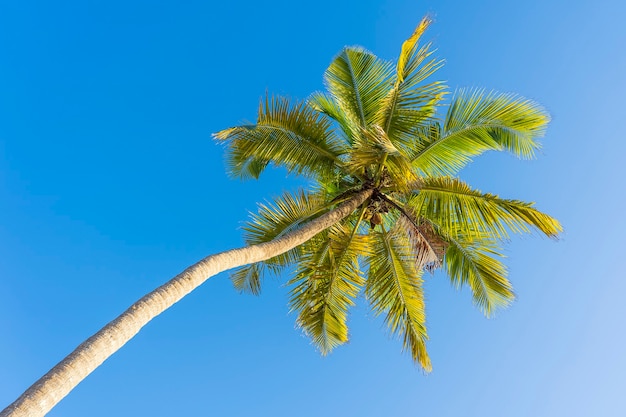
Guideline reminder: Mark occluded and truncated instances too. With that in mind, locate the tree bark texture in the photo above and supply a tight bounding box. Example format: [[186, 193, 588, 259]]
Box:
[[1, 189, 373, 417]]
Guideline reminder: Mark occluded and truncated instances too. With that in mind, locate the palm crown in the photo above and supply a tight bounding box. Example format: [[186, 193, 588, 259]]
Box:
[[214, 17, 561, 371]]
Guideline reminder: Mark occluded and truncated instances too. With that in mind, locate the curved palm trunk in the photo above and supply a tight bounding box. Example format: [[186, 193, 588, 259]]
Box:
[[1, 189, 373, 417]]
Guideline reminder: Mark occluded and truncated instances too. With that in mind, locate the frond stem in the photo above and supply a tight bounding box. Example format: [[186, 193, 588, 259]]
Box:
[[345, 54, 367, 126]]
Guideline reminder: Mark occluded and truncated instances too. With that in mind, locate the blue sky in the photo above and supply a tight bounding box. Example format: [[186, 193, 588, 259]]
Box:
[[1, 0, 625, 415]]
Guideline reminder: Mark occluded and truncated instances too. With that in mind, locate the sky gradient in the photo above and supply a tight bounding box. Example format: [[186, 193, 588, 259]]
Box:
[[1, 1, 625, 416]]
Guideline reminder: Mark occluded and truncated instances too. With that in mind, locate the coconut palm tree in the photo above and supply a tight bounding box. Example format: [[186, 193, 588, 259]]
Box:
[[1, 16, 561, 417]]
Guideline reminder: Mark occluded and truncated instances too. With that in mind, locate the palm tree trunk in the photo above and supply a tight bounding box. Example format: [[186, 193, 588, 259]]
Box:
[[1, 189, 373, 417]]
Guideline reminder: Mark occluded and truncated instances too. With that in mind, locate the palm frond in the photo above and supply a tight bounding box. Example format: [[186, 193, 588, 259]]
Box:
[[377, 77, 446, 153], [366, 224, 431, 370], [322, 47, 394, 132], [230, 263, 263, 295], [376, 17, 446, 152], [396, 16, 432, 85], [442, 231, 514, 316], [308, 91, 359, 147], [411, 89, 550, 176], [445, 89, 549, 157], [409, 177, 562, 239], [213, 95, 345, 179], [375, 192, 447, 271], [289, 222, 372, 354]]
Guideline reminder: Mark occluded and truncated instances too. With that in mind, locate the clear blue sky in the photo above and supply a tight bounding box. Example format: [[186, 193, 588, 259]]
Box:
[[1, 1, 625, 415]]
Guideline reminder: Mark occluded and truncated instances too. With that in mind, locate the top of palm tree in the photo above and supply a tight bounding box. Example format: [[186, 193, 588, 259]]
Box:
[[214, 16, 561, 371]]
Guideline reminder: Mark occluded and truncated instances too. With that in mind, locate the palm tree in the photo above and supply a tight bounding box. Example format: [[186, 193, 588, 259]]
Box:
[[1, 16, 560, 417]]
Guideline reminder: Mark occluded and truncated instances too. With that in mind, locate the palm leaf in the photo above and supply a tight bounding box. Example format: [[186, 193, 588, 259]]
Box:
[[288, 222, 371, 354], [397, 215, 447, 271], [396, 16, 432, 85], [409, 177, 562, 239], [411, 89, 550, 176], [376, 17, 446, 152], [366, 224, 431, 370], [309, 91, 359, 147], [321, 47, 394, 132], [377, 76, 446, 153], [230, 263, 263, 296], [213, 95, 345, 179], [442, 230, 514, 316]]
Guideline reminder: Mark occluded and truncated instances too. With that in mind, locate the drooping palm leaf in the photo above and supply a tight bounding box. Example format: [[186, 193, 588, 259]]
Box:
[[396, 215, 447, 271], [442, 230, 514, 316], [409, 177, 562, 239], [289, 222, 372, 353], [230, 262, 264, 296], [366, 224, 431, 370]]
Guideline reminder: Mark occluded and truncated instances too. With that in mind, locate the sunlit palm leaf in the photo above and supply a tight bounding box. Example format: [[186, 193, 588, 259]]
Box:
[[378, 77, 446, 153], [445, 89, 549, 157], [411, 89, 550, 176], [409, 177, 562, 238], [377, 20, 446, 151], [442, 231, 514, 316], [322, 47, 394, 131], [396, 16, 432, 83], [214, 95, 345, 179], [231, 263, 263, 295], [366, 225, 431, 370], [289, 223, 372, 353], [309, 91, 359, 147]]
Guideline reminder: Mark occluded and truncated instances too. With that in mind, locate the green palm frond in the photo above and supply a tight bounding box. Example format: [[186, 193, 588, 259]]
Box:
[[411, 89, 550, 176], [376, 16, 446, 151], [445, 89, 549, 157], [230, 263, 263, 296], [309, 91, 360, 147], [409, 177, 562, 239], [442, 231, 514, 316], [289, 222, 372, 354], [213, 94, 345, 179], [377, 77, 446, 153], [366, 224, 431, 370], [322, 47, 395, 131]]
